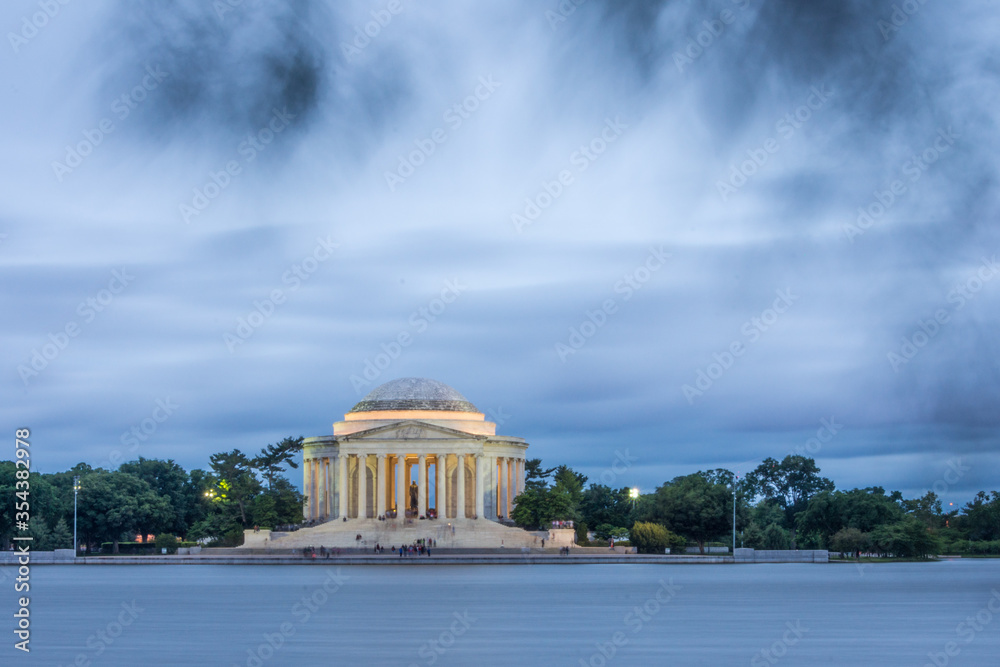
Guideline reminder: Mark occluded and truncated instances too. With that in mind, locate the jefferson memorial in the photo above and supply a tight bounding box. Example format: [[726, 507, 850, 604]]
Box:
[[246, 378, 550, 549]]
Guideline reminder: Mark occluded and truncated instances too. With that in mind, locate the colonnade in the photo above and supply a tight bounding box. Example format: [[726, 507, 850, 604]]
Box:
[[303, 452, 525, 523]]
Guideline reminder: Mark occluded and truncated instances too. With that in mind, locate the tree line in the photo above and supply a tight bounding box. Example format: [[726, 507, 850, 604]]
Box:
[[511, 455, 1000, 558], [3, 446, 997, 558], [0, 437, 304, 553]]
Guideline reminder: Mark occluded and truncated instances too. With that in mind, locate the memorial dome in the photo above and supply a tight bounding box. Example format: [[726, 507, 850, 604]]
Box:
[[348, 378, 479, 414]]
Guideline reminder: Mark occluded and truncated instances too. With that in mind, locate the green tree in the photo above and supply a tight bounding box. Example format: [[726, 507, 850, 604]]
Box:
[[740, 521, 765, 549], [207, 450, 260, 526], [253, 437, 303, 490], [745, 456, 834, 542], [76, 471, 172, 553], [761, 522, 791, 550], [830, 527, 869, 555], [869, 516, 940, 558], [630, 521, 684, 554], [118, 458, 189, 538], [961, 491, 1000, 541], [644, 474, 731, 554], [523, 459, 557, 491], [580, 485, 633, 530], [49, 517, 73, 550]]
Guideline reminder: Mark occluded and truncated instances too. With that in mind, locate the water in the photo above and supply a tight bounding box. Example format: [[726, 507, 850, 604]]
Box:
[[4, 559, 999, 666]]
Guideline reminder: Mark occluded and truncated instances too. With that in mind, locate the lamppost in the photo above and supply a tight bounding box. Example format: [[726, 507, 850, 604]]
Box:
[[73, 476, 80, 557], [731, 471, 738, 553], [629, 487, 639, 510]]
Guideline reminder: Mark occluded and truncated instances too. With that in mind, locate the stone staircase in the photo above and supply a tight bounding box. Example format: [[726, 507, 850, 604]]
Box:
[[247, 518, 547, 550]]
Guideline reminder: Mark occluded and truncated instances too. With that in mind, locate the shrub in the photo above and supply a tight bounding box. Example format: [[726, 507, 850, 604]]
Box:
[[154, 533, 178, 554], [630, 522, 684, 554]]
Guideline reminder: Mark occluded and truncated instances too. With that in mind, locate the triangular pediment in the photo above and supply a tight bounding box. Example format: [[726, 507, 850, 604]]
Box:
[[340, 420, 484, 442]]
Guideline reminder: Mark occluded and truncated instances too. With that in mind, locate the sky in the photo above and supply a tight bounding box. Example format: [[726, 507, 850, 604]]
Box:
[[2, 0, 999, 509]]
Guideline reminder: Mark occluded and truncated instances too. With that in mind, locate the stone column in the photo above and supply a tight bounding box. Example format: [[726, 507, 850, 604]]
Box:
[[499, 457, 508, 518], [418, 455, 427, 518], [475, 455, 485, 519], [317, 458, 326, 519], [357, 454, 368, 519], [327, 459, 335, 516], [376, 454, 387, 518], [436, 454, 447, 518], [456, 454, 466, 519], [303, 458, 312, 520], [507, 458, 514, 515], [489, 456, 497, 519], [395, 454, 406, 518], [338, 454, 348, 519]]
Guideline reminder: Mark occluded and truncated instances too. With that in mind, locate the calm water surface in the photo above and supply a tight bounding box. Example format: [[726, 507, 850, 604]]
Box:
[[3, 559, 999, 666]]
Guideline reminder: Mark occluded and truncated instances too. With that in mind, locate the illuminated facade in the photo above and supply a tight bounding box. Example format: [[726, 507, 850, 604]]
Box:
[[301, 378, 528, 523]]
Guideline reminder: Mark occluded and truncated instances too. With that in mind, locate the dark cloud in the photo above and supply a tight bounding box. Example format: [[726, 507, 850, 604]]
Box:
[[2, 0, 998, 509]]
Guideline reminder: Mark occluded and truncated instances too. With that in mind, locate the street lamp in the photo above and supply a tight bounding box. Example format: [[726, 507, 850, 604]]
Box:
[[73, 476, 80, 557], [730, 471, 738, 554], [629, 487, 639, 509]]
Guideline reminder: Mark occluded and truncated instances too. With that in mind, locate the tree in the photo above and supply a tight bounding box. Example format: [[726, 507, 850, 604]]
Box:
[[76, 471, 172, 553], [630, 522, 684, 554], [510, 462, 585, 529], [118, 458, 189, 538], [523, 459, 557, 491], [869, 516, 940, 558], [961, 491, 1000, 541], [253, 437, 303, 491], [746, 456, 834, 544], [761, 523, 791, 550], [207, 450, 260, 526], [580, 485, 632, 530], [49, 517, 73, 550], [830, 527, 869, 555], [644, 474, 731, 553]]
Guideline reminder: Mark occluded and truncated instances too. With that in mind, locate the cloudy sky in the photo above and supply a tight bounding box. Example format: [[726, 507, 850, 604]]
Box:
[[3, 0, 998, 507]]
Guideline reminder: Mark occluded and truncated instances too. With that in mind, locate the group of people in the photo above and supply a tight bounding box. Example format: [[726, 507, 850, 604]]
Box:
[[396, 542, 432, 557]]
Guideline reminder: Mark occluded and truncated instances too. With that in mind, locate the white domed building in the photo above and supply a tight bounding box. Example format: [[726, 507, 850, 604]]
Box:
[[303, 377, 527, 522], [248, 378, 544, 549]]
